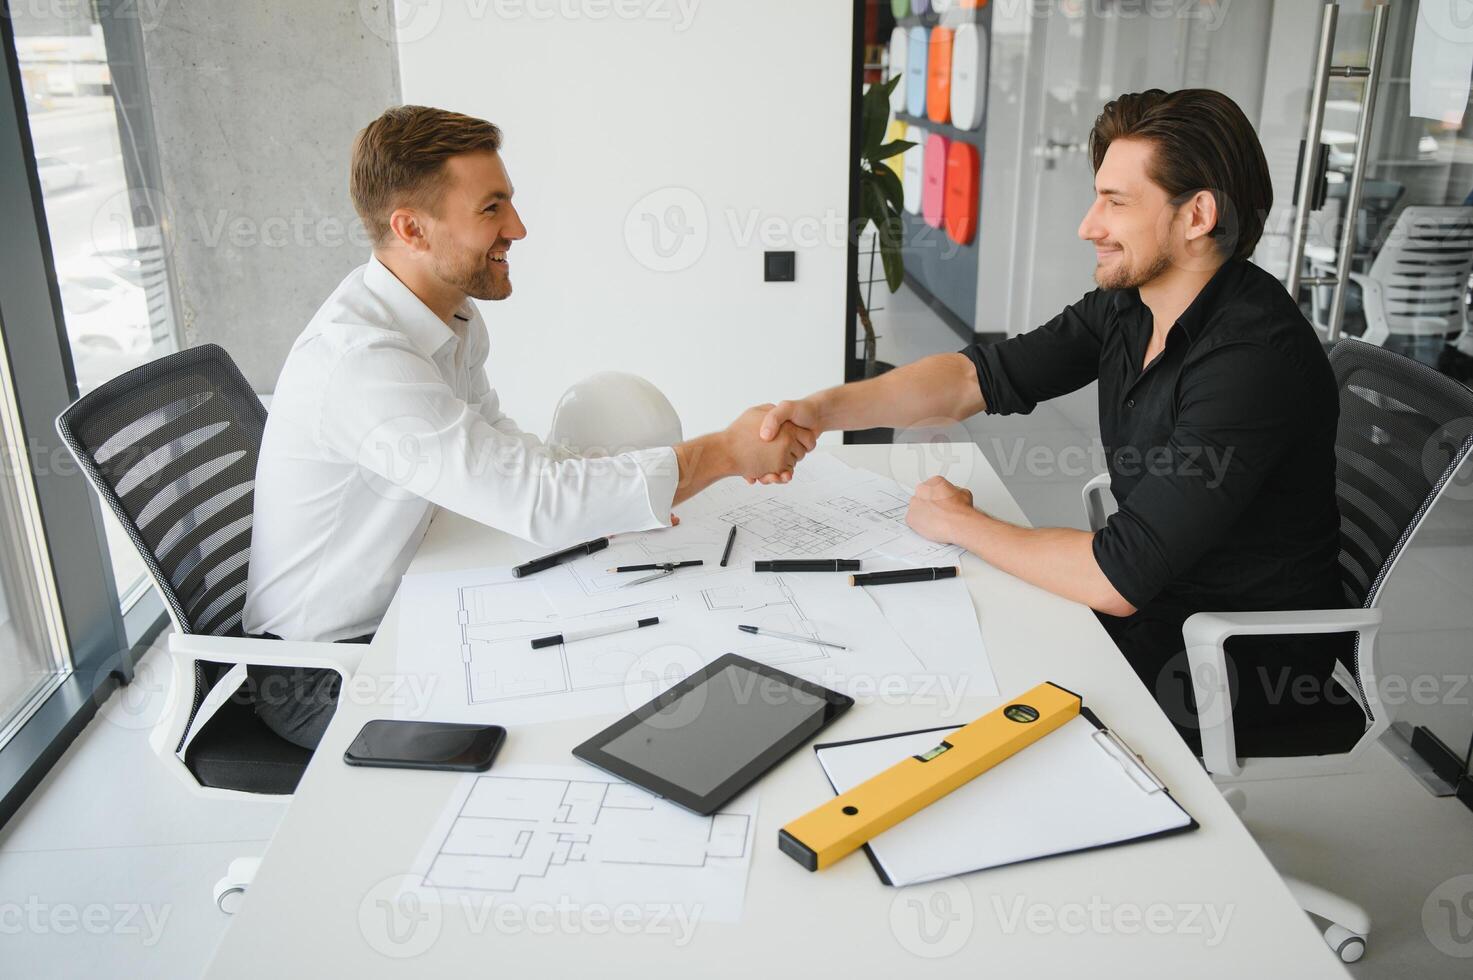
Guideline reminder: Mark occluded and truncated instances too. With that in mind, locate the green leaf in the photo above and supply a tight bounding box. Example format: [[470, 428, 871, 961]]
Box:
[[879, 219, 906, 293], [861, 84, 891, 160], [874, 165, 904, 212], [872, 139, 915, 162]]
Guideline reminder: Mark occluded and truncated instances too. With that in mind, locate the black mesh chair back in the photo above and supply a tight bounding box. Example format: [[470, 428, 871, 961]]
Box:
[[56, 343, 263, 638], [58, 345, 312, 794], [1331, 340, 1473, 611]]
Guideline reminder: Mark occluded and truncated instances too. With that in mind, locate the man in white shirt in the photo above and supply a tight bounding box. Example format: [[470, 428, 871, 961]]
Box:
[[243, 106, 814, 748]]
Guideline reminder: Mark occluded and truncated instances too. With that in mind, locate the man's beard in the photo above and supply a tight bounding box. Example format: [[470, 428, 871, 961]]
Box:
[[1094, 247, 1171, 291], [432, 243, 511, 301]]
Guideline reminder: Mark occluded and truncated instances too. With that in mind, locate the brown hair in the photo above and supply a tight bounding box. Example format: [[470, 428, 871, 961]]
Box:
[[350, 105, 503, 244], [1088, 89, 1271, 262]]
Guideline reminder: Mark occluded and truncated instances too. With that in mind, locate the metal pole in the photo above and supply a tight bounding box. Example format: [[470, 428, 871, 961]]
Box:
[[1325, 2, 1390, 343], [1285, 3, 1338, 299]]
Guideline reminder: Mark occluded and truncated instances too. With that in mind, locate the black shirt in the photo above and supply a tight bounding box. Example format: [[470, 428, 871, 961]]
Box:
[[960, 259, 1347, 745]]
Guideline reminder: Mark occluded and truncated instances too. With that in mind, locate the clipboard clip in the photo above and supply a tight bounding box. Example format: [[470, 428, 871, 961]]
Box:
[[1091, 728, 1166, 795]]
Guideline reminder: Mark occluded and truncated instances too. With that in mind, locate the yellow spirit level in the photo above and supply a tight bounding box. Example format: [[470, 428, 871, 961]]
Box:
[[778, 681, 1082, 871]]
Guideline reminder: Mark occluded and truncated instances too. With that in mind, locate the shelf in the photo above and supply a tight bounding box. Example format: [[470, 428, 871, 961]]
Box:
[[894, 111, 985, 147]]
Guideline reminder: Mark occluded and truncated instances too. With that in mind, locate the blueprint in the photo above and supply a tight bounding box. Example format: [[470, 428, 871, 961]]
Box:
[[395, 562, 924, 727], [393, 454, 997, 724], [408, 765, 756, 920]]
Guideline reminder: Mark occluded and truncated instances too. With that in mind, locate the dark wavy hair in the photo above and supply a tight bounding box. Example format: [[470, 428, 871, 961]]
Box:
[[1089, 89, 1272, 262]]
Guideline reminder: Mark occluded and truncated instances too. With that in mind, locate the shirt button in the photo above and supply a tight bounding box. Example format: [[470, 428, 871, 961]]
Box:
[[1126, 398, 1135, 408]]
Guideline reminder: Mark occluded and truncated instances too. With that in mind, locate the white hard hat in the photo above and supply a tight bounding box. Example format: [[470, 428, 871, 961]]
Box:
[[547, 372, 684, 454]]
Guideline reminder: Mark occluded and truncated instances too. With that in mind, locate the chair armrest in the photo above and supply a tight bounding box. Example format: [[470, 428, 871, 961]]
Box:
[[1181, 608, 1383, 776], [1081, 472, 1114, 533], [168, 632, 366, 676], [1346, 273, 1389, 345]]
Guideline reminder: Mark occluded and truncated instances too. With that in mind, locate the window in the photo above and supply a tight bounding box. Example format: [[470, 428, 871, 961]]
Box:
[[0, 335, 69, 744], [10, 3, 179, 609]]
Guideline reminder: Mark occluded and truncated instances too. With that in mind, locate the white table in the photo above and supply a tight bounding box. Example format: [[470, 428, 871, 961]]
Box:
[[206, 445, 1349, 978]]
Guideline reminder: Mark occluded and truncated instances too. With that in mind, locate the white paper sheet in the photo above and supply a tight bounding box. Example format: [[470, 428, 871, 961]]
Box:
[[856, 562, 997, 697], [1412, 0, 1473, 124], [815, 716, 1193, 886], [394, 563, 927, 726], [406, 764, 757, 922]]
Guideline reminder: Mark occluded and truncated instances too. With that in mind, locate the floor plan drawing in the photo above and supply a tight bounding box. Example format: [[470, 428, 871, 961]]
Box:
[[815, 479, 964, 563], [711, 497, 894, 560], [456, 577, 676, 706], [410, 766, 758, 920], [455, 574, 838, 708]]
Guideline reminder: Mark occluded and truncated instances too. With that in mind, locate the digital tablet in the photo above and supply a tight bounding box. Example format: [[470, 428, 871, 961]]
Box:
[[572, 654, 854, 815]]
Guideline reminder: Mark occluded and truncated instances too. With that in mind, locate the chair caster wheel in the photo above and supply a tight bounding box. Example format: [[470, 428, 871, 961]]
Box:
[[1324, 923, 1366, 962], [212, 856, 260, 915], [213, 881, 246, 914]]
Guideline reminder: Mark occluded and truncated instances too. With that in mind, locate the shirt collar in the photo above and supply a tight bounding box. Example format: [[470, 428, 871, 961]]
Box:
[[362, 255, 475, 359], [1109, 257, 1243, 343]]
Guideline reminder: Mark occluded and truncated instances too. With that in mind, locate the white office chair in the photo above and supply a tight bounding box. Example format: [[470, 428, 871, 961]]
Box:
[[547, 371, 683, 453], [1080, 340, 1473, 963], [1311, 205, 1473, 347]]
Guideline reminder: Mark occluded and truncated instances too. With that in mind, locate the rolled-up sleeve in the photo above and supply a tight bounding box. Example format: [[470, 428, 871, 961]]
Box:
[[959, 290, 1109, 415], [1092, 342, 1299, 609], [319, 338, 677, 548]]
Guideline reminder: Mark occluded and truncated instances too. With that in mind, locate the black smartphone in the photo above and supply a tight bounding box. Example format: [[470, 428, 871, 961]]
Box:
[[343, 720, 506, 772]]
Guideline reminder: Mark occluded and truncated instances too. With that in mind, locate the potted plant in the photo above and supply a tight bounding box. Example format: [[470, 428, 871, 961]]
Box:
[[855, 74, 914, 381]]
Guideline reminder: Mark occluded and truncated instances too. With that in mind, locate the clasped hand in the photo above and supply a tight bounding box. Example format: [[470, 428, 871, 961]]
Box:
[[724, 404, 816, 483]]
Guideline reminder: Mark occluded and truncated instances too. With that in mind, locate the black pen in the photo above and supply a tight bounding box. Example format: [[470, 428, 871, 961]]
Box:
[[531, 617, 659, 650], [850, 566, 959, 587], [512, 536, 610, 578], [609, 560, 704, 573], [719, 524, 738, 567], [753, 559, 861, 572]]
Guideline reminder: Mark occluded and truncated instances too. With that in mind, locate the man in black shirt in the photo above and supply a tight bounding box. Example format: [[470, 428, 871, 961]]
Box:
[[756, 89, 1346, 751]]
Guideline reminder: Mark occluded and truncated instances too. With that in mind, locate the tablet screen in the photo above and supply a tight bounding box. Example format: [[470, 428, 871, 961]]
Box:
[[573, 654, 853, 814]]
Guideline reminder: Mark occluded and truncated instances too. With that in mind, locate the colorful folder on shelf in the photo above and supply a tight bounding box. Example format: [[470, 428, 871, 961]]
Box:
[[922, 132, 949, 228], [902, 125, 926, 215], [905, 26, 929, 118], [950, 21, 988, 131], [926, 26, 954, 126], [944, 140, 979, 245], [888, 26, 909, 114]]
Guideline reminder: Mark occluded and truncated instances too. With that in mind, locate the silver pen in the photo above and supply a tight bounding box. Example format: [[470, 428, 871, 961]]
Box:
[[736, 624, 847, 651]]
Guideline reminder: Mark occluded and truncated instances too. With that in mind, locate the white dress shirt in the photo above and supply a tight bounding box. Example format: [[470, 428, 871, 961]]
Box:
[[243, 257, 678, 642]]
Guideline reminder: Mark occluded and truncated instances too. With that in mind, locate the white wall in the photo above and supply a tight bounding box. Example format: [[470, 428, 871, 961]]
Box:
[[394, 0, 852, 438]]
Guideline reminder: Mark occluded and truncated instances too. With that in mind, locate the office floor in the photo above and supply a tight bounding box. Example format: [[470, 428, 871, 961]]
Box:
[[0, 287, 1470, 977]]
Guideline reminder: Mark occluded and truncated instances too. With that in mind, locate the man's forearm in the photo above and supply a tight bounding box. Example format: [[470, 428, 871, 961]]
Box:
[[951, 512, 1136, 617], [812, 352, 987, 433], [671, 432, 734, 506]]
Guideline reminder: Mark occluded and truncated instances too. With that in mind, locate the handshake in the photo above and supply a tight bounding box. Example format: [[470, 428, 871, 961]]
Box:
[[719, 399, 824, 485]]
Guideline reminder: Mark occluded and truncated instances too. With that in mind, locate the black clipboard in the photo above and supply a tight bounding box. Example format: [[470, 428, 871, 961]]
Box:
[[811, 707, 1200, 886]]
